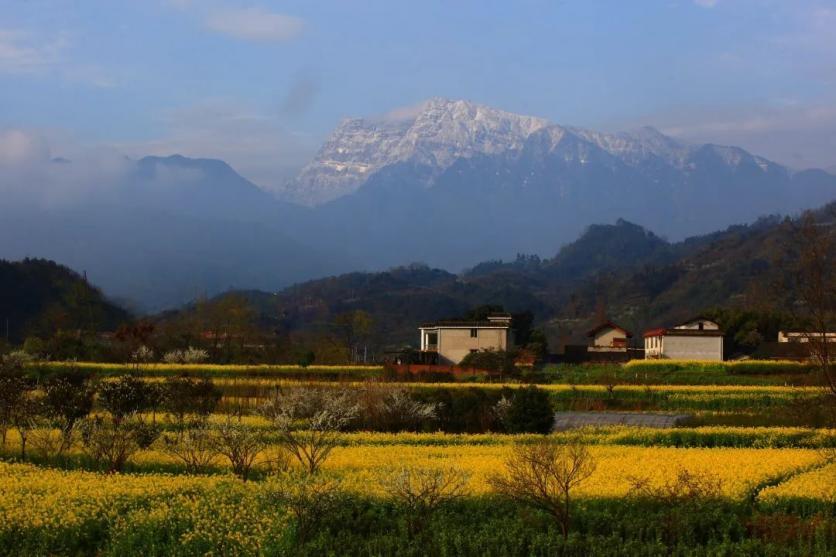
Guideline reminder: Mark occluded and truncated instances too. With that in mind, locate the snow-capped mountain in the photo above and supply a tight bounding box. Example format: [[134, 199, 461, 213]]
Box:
[[279, 98, 788, 206], [282, 98, 549, 205]]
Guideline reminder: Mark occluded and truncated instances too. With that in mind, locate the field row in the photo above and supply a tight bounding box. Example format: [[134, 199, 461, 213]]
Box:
[[1, 446, 830, 502]]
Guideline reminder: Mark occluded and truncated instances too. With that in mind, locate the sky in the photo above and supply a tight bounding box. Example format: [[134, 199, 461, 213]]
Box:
[[1, 0, 835, 191]]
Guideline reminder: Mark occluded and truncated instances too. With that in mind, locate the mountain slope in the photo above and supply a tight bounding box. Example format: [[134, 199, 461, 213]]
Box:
[[285, 98, 835, 272], [191, 202, 834, 348], [0, 258, 130, 343], [0, 155, 347, 311]]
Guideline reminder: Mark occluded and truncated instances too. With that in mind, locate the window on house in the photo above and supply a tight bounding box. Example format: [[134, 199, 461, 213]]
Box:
[[698, 322, 704, 331], [470, 328, 478, 338]]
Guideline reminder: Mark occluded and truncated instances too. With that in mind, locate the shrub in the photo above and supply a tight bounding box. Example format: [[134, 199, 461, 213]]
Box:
[[504, 386, 554, 434], [459, 349, 517, 375]]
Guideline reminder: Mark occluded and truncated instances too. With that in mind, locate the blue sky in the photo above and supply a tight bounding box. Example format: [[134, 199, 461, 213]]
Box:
[[1, 0, 835, 188]]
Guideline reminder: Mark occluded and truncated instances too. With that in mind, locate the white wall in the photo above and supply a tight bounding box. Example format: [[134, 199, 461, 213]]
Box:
[[662, 336, 723, 361]]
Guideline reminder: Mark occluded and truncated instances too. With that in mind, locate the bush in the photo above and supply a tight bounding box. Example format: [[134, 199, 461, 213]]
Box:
[[459, 349, 517, 375], [504, 386, 554, 434]]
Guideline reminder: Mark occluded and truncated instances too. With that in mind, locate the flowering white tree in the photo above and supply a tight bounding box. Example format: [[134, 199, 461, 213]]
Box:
[[261, 387, 359, 474]]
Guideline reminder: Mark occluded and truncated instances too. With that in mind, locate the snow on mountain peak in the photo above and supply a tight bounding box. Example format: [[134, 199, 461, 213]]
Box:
[[278, 99, 771, 207], [281, 98, 549, 206]]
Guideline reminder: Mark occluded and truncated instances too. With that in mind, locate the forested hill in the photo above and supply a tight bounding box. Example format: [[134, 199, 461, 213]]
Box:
[[0, 258, 131, 344], [198, 201, 835, 348]]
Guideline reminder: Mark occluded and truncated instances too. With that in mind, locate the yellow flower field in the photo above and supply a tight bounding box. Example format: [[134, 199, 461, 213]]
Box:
[[325, 445, 824, 498], [0, 446, 829, 506], [758, 461, 836, 504]]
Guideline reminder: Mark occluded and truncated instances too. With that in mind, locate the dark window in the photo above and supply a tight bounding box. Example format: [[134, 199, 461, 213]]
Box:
[[470, 328, 478, 338], [698, 322, 704, 330]]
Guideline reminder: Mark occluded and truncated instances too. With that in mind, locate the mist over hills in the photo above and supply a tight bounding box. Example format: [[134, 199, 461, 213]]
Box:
[[178, 200, 836, 349], [1, 98, 834, 310]]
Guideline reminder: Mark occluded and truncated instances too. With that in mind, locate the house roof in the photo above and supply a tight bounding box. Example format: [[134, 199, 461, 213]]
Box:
[[420, 313, 512, 329], [643, 328, 667, 338], [586, 321, 633, 338], [677, 315, 719, 327], [643, 327, 724, 338], [420, 320, 511, 329]]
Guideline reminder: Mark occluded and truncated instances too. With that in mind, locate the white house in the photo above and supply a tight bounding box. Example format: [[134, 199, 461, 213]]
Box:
[[644, 317, 724, 361], [778, 331, 836, 343], [587, 321, 632, 352], [419, 314, 513, 365]]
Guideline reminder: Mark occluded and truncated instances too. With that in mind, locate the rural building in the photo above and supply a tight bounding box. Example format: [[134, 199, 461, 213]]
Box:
[[778, 331, 836, 343], [419, 314, 513, 365], [587, 321, 633, 352], [643, 317, 724, 361]]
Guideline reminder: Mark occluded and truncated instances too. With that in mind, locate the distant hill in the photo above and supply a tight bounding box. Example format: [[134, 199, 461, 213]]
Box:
[[2, 99, 834, 310], [0, 258, 130, 344], [180, 201, 834, 349]]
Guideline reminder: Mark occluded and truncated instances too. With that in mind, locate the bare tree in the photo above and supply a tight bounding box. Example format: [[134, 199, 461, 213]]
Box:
[[160, 420, 218, 474], [382, 466, 470, 536], [627, 468, 724, 546], [10, 395, 42, 460], [212, 416, 268, 480], [261, 387, 358, 474], [264, 471, 343, 543], [489, 440, 596, 539], [778, 210, 836, 398], [357, 384, 439, 432]]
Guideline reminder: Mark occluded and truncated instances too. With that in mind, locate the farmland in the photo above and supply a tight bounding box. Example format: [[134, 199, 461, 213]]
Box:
[[1, 360, 835, 555]]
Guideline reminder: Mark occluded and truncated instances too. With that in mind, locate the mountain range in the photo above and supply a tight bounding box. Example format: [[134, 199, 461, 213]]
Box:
[[1, 98, 834, 310], [176, 199, 836, 351]]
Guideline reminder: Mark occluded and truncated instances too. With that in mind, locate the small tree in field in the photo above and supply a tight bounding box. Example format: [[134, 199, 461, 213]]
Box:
[[264, 471, 343, 544], [261, 387, 358, 474], [489, 440, 596, 539], [79, 414, 158, 473], [160, 374, 221, 425], [212, 416, 268, 480], [777, 210, 836, 398], [0, 361, 34, 449], [160, 420, 217, 474], [382, 466, 470, 536], [41, 372, 96, 453], [98, 375, 156, 425], [627, 468, 724, 546]]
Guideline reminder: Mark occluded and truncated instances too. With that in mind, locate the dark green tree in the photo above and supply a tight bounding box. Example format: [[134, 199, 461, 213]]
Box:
[[505, 386, 554, 434]]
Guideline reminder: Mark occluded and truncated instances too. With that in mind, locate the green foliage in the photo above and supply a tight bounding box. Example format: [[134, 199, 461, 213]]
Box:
[[459, 349, 517, 374], [160, 375, 221, 423], [97, 376, 157, 422], [504, 386, 554, 434], [0, 258, 130, 344]]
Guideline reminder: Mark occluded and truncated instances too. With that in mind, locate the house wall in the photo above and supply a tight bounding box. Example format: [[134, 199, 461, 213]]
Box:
[[590, 328, 628, 352], [593, 328, 626, 347], [662, 335, 723, 361], [644, 336, 663, 358], [437, 328, 508, 364]]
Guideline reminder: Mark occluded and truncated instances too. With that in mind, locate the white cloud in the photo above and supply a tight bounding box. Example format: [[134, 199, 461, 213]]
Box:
[[0, 29, 68, 75], [0, 28, 117, 87], [0, 128, 131, 207], [205, 7, 304, 42]]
